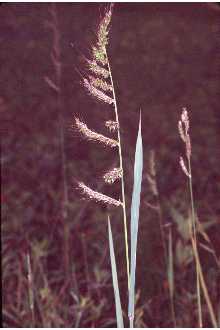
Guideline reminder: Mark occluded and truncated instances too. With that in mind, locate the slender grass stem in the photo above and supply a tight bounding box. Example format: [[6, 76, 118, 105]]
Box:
[[190, 237, 218, 328], [188, 158, 217, 328], [168, 226, 177, 328], [49, 3, 71, 278], [188, 158, 202, 328], [187, 167, 218, 328], [149, 151, 176, 326], [105, 49, 130, 290]]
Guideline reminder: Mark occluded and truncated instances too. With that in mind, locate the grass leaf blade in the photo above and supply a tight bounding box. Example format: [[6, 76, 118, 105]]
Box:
[[128, 112, 143, 327], [108, 217, 124, 328]]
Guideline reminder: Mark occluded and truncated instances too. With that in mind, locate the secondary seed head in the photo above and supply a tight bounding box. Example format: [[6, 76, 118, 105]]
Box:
[[103, 168, 122, 184], [78, 182, 122, 207], [83, 78, 114, 105], [75, 118, 119, 148]]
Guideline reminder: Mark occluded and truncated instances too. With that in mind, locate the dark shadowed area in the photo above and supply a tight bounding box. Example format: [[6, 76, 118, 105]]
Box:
[[1, 3, 220, 327]]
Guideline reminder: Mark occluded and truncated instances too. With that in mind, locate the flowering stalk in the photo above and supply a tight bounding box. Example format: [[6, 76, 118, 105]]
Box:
[[178, 108, 217, 328], [75, 4, 130, 291], [105, 49, 130, 289]]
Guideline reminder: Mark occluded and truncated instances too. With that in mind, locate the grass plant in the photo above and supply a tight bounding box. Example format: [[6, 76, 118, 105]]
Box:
[[178, 108, 218, 328]]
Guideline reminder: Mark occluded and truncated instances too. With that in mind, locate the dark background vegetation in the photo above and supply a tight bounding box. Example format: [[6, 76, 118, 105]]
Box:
[[1, 3, 220, 327]]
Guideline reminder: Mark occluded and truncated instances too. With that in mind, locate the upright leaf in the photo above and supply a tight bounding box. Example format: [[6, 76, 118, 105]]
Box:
[[128, 112, 143, 327], [108, 217, 124, 328]]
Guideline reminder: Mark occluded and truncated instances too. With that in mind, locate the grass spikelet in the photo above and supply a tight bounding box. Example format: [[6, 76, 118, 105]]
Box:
[[103, 168, 122, 184], [78, 182, 122, 207], [105, 120, 119, 132], [179, 156, 191, 178], [92, 46, 108, 66], [83, 78, 114, 105], [75, 118, 118, 148], [97, 6, 113, 50], [89, 76, 113, 92], [92, 5, 113, 65], [87, 60, 110, 79], [178, 120, 185, 142]]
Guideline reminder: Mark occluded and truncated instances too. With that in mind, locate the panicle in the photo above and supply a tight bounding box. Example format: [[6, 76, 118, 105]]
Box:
[[83, 78, 114, 105], [103, 167, 122, 184], [78, 182, 122, 207], [75, 118, 119, 148]]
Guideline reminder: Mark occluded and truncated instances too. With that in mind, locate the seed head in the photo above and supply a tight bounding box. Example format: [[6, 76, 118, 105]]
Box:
[[97, 6, 113, 50], [92, 5, 113, 65], [83, 78, 114, 105], [87, 60, 110, 79], [78, 182, 122, 207], [75, 118, 118, 148], [89, 76, 113, 92], [103, 168, 122, 184], [92, 46, 107, 66]]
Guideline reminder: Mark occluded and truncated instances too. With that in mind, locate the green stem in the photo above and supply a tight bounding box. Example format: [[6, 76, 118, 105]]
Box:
[[105, 49, 130, 291]]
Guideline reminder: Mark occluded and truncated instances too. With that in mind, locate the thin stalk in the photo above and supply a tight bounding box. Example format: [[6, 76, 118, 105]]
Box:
[[49, 3, 71, 279], [149, 150, 168, 265], [149, 151, 176, 326], [105, 49, 130, 290], [27, 253, 35, 327], [188, 159, 202, 328], [168, 226, 177, 328], [188, 158, 217, 327], [191, 237, 218, 328]]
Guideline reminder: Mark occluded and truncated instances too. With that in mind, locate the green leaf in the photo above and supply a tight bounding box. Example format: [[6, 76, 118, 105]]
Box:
[[128, 112, 143, 327], [108, 217, 124, 328]]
